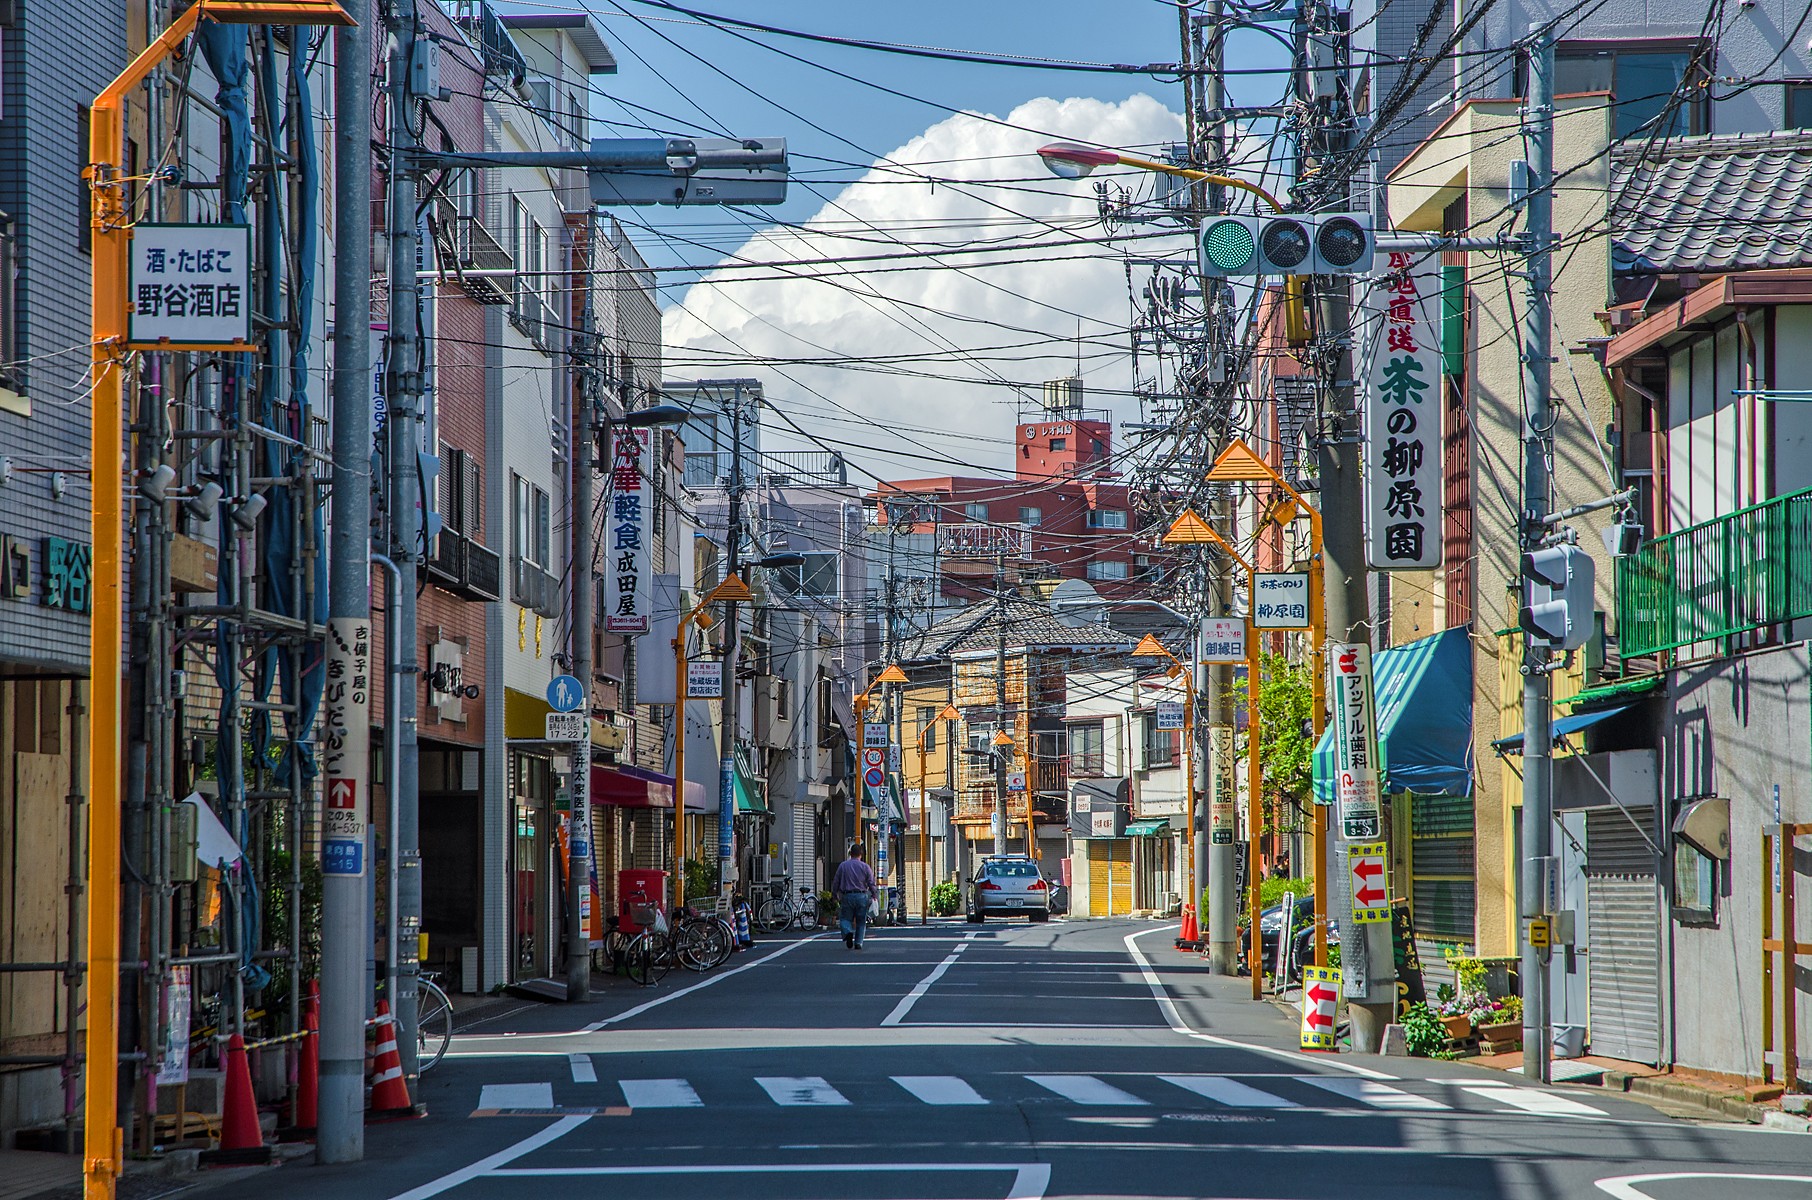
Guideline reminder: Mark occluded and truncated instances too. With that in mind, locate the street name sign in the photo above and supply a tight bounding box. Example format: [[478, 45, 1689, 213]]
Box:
[[1155, 700, 1185, 731], [545, 712, 587, 742]]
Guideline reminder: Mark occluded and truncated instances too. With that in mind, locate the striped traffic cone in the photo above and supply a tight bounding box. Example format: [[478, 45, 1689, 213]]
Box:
[[278, 1010, 319, 1142], [365, 1000, 423, 1121]]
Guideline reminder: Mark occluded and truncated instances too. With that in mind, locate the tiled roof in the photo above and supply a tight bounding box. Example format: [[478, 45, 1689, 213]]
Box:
[[1611, 131, 1812, 275], [899, 597, 1133, 663]]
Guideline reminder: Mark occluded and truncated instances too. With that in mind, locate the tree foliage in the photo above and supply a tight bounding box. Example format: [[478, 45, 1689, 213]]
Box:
[[1230, 653, 1315, 834]]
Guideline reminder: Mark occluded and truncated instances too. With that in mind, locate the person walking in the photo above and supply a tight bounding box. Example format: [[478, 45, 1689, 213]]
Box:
[[830, 843, 878, 949]]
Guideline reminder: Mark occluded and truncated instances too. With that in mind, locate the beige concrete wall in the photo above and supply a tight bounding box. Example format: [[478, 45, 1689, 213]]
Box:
[[1389, 95, 1616, 955]]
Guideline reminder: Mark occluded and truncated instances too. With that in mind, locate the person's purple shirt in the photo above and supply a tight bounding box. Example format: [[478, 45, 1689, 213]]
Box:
[[830, 857, 877, 898]]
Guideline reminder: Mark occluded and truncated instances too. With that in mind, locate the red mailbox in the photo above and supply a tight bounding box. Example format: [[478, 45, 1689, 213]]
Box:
[[616, 869, 669, 935]]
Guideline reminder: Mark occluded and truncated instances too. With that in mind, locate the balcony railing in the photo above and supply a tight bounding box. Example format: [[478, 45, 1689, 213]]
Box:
[[1617, 487, 1812, 658]]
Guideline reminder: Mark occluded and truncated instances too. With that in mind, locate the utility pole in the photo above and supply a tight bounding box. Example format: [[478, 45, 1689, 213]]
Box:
[[717, 385, 746, 902], [1300, 0, 1392, 1048], [992, 549, 1009, 857], [566, 220, 599, 1004], [319, 0, 372, 1162], [383, 0, 424, 1083], [1518, 28, 1556, 1086]]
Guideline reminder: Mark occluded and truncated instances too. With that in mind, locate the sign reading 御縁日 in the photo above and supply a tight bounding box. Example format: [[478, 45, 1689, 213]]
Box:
[[1199, 617, 1246, 663], [1364, 252, 1444, 569], [1252, 572, 1310, 629], [128, 224, 252, 348], [604, 427, 653, 633]]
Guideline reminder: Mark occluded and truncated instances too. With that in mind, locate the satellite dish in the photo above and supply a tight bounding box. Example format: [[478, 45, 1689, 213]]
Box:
[[1049, 578, 1106, 627]]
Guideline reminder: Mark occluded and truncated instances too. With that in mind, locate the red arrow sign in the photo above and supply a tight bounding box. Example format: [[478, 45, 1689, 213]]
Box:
[[1353, 860, 1383, 881], [1355, 883, 1386, 906], [1307, 983, 1335, 1008]]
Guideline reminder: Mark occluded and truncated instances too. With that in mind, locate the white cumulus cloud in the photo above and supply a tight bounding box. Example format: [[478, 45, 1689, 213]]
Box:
[[661, 94, 1190, 481]]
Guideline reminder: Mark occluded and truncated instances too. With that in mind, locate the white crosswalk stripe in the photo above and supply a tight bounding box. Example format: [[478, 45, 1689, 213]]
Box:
[[756, 1076, 851, 1106], [892, 1075, 989, 1105], [478, 1083, 552, 1110], [1159, 1075, 1301, 1108], [1025, 1074, 1149, 1106], [1460, 1084, 1604, 1117], [619, 1078, 703, 1108], [1296, 1077, 1450, 1110]]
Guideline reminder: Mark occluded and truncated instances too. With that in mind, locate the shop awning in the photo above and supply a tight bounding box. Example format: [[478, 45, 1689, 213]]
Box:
[[733, 747, 767, 814], [591, 762, 675, 809], [1313, 626, 1474, 802], [1125, 818, 1171, 837], [1491, 705, 1632, 756]]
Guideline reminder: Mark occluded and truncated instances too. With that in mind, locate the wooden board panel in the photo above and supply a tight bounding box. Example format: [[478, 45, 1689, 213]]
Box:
[[6, 753, 72, 1041]]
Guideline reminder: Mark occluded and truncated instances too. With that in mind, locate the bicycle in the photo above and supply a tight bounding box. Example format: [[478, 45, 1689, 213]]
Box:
[[674, 902, 735, 971], [415, 972, 453, 1073], [757, 884, 820, 933]]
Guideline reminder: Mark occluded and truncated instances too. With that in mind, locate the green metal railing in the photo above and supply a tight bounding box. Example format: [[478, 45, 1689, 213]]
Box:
[[1617, 487, 1812, 658]]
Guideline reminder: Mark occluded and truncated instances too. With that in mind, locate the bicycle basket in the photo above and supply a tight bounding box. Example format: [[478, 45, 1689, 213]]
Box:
[[630, 904, 660, 926]]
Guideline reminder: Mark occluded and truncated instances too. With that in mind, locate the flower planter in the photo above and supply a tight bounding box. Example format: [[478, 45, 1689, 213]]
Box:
[[1476, 1020, 1522, 1049], [1441, 1015, 1473, 1039]]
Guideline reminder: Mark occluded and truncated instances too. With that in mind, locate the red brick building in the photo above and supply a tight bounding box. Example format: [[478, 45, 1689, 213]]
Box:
[[873, 381, 1168, 602]]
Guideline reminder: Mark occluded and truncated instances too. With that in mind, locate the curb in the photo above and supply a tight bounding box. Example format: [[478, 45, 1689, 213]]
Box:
[[1602, 1071, 1766, 1124]]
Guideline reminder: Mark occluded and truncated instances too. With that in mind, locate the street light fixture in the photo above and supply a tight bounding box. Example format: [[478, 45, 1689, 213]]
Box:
[[1036, 142, 1283, 212]]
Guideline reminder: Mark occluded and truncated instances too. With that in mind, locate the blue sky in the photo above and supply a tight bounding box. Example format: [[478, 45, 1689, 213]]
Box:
[[494, 2, 1296, 476]]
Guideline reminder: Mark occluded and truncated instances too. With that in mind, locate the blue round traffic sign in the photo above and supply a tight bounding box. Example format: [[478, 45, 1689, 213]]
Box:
[[863, 765, 885, 789], [547, 674, 585, 713]]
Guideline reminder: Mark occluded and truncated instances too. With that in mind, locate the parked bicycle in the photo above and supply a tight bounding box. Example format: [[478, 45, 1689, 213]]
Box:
[[757, 883, 820, 933], [415, 972, 453, 1072]]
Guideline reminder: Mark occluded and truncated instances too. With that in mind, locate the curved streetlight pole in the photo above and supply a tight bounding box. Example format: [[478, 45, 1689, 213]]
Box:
[[1035, 143, 1284, 212]]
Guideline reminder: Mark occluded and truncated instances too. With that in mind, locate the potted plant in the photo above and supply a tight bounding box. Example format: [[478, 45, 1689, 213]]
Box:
[[1476, 995, 1522, 1043], [1433, 983, 1476, 1038]]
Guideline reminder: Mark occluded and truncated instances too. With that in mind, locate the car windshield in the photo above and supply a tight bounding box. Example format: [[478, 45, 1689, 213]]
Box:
[[986, 862, 1040, 878]]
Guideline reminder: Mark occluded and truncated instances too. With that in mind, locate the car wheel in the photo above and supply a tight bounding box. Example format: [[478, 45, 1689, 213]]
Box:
[[966, 909, 984, 924], [1029, 910, 1049, 923]]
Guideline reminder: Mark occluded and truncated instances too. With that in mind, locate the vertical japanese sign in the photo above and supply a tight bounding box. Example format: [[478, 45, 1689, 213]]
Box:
[[322, 617, 373, 875], [605, 427, 652, 633], [1347, 841, 1390, 924], [1210, 726, 1235, 845], [1328, 641, 1382, 839], [127, 224, 252, 348], [1365, 251, 1444, 569]]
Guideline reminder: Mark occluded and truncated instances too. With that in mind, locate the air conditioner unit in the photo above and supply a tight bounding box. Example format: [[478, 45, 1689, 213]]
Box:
[[750, 857, 773, 884]]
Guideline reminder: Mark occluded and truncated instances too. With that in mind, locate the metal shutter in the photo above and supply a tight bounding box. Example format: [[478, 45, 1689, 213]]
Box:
[[1088, 842, 1112, 917], [1584, 809, 1660, 1065], [790, 802, 818, 890], [1111, 840, 1133, 913]]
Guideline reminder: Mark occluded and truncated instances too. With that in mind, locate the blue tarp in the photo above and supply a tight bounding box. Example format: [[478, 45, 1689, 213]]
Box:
[[1312, 626, 1475, 802]]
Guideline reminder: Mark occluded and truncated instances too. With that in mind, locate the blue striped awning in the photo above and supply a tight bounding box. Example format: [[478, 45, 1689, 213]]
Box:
[[1312, 626, 1474, 802]]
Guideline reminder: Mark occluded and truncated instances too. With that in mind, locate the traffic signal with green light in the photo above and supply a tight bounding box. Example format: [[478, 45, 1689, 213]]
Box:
[[1197, 212, 1374, 277]]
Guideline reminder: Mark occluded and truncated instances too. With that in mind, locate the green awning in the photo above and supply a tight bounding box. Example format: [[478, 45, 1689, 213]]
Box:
[[1560, 673, 1661, 710], [733, 747, 767, 813], [1126, 819, 1171, 836]]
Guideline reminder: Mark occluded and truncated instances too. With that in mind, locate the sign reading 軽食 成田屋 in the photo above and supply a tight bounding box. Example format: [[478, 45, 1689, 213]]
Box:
[[604, 427, 653, 633]]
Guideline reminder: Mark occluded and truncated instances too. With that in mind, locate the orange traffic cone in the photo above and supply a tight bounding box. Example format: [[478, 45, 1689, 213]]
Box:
[[278, 1011, 319, 1142], [201, 1033, 272, 1165], [366, 1000, 422, 1121], [1177, 902, 1199, 949]]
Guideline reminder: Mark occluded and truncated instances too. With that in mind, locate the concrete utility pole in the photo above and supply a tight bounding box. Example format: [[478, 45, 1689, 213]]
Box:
[[384, 0, 425, 1082], [717, 385, 747, 900], [1518, 28, 1556, 1085], [320, 0, 372, 1162], [1300, 0, 1393, 1049], [992, 551, 1009, 857], [566, 225, 600, 1004]]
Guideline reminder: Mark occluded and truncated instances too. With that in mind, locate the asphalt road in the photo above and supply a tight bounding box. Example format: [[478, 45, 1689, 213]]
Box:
[[238, 918, 1812, 1200]]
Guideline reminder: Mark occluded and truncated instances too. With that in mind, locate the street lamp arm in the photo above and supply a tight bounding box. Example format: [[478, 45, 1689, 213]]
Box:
[[1111, 153, 1285, 213]]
